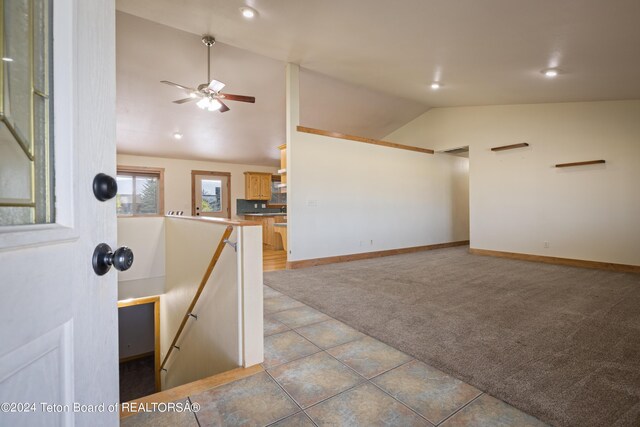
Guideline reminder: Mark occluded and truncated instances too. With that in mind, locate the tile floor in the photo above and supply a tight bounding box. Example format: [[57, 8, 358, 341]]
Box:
[[123, 286, 549, 426]]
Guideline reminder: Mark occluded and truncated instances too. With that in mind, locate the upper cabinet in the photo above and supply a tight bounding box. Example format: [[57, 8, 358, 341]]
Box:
[[244, 172, 272, 200]]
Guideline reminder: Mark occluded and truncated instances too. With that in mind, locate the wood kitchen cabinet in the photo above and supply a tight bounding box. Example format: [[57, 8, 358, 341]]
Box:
[[244, 172, 272, 200], [244, 215, 287, 250]]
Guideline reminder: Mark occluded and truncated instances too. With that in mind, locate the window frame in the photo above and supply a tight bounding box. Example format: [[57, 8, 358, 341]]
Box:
[[116, 166, 165, 217]]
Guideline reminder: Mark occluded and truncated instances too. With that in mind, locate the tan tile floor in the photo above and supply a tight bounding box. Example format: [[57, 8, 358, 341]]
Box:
[[123, 286, 549, 426]]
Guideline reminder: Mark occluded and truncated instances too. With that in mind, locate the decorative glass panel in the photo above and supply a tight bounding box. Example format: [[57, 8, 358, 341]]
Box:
[[0, 0, 53, 225]]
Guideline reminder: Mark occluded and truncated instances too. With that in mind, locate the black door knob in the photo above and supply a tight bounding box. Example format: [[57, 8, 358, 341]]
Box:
[[93, 173, 118, 201], [92, 243, 134, 276]]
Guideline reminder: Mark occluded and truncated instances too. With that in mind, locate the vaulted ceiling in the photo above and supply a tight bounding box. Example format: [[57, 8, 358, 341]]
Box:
[[116, 0, 640, 165]]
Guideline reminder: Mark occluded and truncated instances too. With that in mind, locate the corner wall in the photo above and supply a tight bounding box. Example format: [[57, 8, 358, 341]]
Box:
[[386, 100, 640, 266]]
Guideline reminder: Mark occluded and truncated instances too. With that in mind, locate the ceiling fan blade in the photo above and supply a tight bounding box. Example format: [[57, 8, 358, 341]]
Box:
[[160, 80, 198, 92], [218, 100, 230, 113], [173, 97, 198, 104], [220, 93, 256, 103], [208, 79, 226, 93]]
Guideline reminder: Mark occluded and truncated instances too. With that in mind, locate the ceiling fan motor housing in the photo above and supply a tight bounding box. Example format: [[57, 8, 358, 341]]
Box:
[[202, 35, 215, 47]]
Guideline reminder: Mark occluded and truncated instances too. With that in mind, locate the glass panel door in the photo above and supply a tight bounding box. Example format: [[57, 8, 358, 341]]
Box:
[[192, 172, 230, 218]]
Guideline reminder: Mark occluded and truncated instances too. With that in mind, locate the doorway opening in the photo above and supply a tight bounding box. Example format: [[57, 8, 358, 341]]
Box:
[[441, 146, 470, 243], [191, 170, 231, 218], [118, 296, 160, 402]]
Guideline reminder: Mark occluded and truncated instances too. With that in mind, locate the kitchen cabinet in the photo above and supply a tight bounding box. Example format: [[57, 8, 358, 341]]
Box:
[[244, 172, 272, 200], [244, 214, 287, 250]]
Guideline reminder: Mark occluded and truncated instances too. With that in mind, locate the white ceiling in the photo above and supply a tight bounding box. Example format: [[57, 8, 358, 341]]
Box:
[[116, 0, 640, 164], [116, 13, 427, 166]]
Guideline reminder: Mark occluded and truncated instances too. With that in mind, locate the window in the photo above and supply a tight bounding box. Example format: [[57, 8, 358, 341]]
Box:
[[116, 167, 164, 216], [0, 0, 54, 225]]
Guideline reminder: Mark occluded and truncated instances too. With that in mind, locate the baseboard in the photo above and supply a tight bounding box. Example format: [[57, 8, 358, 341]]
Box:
[[469, 248, 640, 274], [287, 240, 470, 269]]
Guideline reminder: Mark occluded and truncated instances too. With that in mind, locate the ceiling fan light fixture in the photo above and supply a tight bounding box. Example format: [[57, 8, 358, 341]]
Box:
[[208, 99, 222, 111], [430, 82, 442, 90], [240, 6, 257, 19], [196, 97, 210, 109], [173, 132, 183, 140]]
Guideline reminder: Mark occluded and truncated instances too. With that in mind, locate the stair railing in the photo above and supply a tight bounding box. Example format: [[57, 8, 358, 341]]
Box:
[[159, 225, 234, 374]]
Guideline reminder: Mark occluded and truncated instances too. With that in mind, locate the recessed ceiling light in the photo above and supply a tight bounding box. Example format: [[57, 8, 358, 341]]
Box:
[[430, 82, 442, 90], [239, 6, 257, 19], [173, 132, 183, 140], [2, 57, 13, 62], [542, 68, 560, 78]]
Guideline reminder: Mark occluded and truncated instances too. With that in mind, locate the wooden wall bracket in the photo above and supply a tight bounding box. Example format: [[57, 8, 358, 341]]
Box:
[[491, 143, 529, 151], [555, 160, 605, 168]]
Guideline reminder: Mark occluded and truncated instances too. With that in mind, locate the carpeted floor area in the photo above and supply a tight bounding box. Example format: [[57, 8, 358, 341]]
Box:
[[119, 355, 156, 403], [264, 247, 640, 427]]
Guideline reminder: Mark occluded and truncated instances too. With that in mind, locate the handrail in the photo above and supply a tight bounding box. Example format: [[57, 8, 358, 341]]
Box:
[[159, 225, 234, 373]]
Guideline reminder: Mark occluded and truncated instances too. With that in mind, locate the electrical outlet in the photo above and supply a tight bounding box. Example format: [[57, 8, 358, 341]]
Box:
[[544, 241, 550, 248], [254, 203, 258, 209], [262, 203, 266, 208]]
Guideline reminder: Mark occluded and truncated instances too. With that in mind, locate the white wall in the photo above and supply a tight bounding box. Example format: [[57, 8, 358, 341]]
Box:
[[118, 304, 155, 360], [117, 216, 165, 299], [386, 100, 640, 266], [116, 154, 278, 218], [286, 64, 469, 262]]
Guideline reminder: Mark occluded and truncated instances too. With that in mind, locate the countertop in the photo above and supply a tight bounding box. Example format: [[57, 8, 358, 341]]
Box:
[[242, 213, 287, 217]]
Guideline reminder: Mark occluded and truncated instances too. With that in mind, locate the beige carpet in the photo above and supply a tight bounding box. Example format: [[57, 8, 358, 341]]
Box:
[[264, 247, 640, 427]]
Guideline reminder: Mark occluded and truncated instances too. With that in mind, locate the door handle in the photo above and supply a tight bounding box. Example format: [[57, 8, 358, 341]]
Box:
[[92, 243, 134, 276], [93, 173, 118, 201]]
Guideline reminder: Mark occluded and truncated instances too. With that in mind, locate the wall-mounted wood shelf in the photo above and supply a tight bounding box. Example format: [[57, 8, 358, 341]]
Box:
[[555, 160, 605, 168], [491, 143, 529, 151]]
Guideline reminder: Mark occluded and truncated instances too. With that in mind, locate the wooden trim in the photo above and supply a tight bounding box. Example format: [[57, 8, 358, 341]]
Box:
[[191, 170, 232, 218], [555, 160, 605, 168], [296, 126, 434, 154], [287, 240, 470, 269], [117, 166, 165, 216], [491, 143, 529, 151], [159, 226, 234, 373], [118, 296, 161, 392], [166, 214, 261, 227], [277, 143, 286, 150], [119, 351, 154, 364], [469, 248, 640, 274], [120, 365, 263, 418]]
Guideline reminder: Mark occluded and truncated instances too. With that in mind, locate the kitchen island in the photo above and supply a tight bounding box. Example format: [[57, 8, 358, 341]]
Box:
[[243, 213, 287, 250]]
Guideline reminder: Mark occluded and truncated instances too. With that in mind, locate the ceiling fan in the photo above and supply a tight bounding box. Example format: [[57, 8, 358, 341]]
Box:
[[160, 36, 255, 113]]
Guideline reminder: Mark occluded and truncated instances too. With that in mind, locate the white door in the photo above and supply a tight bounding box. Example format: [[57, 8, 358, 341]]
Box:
[[0, 1, 118, 426]]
